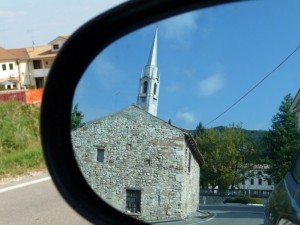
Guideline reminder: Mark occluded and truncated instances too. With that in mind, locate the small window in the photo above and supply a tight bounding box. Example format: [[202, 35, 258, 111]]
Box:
[[141, 97, 146, 103], [143, 81, 148, 93], [97, 149, 104, 162], [126, 143, 132, 150], [268, 179, 272, 185], [53, 44, 59, 50], [144, 159, 151, 166], [126, 190, 141, 213], [9, 63, 13, 70], [258, 179, 262, 185], [154, 83, 157, 95], [250, 179, 254, 185], [2, 64, 6, 71], [33, 60, 42, 69]]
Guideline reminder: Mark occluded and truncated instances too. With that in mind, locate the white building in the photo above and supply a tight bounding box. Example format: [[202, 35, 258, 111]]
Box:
[[238, 164, 274, 197], [0, 47, 21, 89], [0, 36, 69, 89]]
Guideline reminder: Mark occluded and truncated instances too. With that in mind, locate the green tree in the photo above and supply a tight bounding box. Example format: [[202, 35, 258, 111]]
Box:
[[71, 103, 84, 130], [196, 123, 255, 191], [264, 94, 300, 184], [195, 122, 205, 136]]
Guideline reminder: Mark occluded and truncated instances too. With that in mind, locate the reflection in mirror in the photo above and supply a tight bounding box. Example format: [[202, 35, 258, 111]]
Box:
[[71, 1, 300, 223]]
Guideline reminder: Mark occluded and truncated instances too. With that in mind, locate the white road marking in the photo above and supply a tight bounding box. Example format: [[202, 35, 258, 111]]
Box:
[[155, 212, 216, 225], [190, 212, 216, 224], [0, 176, 51, 193]]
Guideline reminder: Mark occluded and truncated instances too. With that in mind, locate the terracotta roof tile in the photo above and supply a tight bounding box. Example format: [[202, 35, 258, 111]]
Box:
[[0, 47, 18, 61], [25, 46, 57, 59], [181, 129, 205, 167], [7, 48, 30, 60]]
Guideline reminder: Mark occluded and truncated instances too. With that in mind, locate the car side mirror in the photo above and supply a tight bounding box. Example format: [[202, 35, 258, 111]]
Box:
[[40, 1, 238, 224]]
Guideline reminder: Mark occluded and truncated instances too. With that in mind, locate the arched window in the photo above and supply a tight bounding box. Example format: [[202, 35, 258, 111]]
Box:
[[143, 81, 148, 93], [154, 83, 157, 95]]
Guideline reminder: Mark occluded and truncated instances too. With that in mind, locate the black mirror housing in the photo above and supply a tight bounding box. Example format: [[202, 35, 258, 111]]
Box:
[[40, 0, 239, 224]]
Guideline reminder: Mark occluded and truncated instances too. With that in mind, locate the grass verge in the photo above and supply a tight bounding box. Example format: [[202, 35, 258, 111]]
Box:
[[0, 147, 46, 179]]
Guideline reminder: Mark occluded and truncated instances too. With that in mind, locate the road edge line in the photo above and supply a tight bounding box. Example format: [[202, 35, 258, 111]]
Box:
[[0, 176, 51, 193]]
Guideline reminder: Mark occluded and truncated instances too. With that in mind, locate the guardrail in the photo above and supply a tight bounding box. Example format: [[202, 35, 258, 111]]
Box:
[[201, 188, 272, 198]]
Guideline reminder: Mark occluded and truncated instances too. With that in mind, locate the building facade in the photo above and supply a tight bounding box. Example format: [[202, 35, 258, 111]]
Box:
[[72, 105, 203, 221], [0, 36, 68, 89], [238, 164, 274, 197]]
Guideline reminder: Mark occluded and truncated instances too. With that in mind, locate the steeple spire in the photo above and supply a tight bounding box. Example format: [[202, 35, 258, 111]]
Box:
[[136, 28, 160, 116], [147, 28, 158, 66]]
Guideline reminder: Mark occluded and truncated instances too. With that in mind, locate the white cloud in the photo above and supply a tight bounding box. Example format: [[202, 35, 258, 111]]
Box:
[[160, 12, 197, 46], [176, 111, 196, 124], [197, 73, 224, 96]]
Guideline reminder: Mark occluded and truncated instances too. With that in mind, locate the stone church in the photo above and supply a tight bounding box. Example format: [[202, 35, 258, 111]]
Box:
[[72, 29, 204, 221]]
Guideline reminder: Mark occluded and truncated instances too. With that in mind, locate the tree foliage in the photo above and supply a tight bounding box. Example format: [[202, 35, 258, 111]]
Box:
[[263, 94, 300, 184], [71, 103, 84, 130], [196, 123, 255, 191]]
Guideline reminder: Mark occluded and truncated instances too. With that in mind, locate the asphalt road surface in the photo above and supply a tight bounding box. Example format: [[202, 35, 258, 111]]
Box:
[[153, 204, 264, 225], [0, 173, 91, 225], [0, 173, 265, 225]]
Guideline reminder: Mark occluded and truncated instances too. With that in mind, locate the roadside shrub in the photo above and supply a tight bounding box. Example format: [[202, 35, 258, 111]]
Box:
[[224, 196, 263, 204], [0, 101, 40, 152]]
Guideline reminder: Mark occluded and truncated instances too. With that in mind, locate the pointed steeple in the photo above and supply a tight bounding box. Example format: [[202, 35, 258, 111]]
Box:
[[136, 28, 160, 117], [147, 28, 158, 66]]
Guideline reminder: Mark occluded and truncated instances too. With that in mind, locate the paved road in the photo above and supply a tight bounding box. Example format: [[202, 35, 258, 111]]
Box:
[[0, 173, 91, 225], [153, 204, 264, 225], [0, 174, 265, 225], [199, 204, 264, 225]]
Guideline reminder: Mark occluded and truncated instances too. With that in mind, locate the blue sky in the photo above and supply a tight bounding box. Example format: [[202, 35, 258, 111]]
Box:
[[2, 1, 300, 131]]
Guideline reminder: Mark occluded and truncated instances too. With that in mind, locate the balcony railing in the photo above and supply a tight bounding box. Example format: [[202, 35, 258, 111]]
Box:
[[33, 68, 50, 78]]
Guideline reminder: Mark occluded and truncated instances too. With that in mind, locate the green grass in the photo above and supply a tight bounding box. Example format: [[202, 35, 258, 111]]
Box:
[[0, 101, 45, 179], [0, 147, 46, 179]]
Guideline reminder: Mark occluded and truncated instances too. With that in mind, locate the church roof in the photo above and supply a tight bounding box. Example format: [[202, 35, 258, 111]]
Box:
[[84, 105, 204, 166], [181, 128, 204, 166]]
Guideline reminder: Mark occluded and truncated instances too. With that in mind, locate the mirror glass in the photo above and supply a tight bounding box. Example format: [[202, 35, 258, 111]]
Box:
[[71, 1, 300, 223]]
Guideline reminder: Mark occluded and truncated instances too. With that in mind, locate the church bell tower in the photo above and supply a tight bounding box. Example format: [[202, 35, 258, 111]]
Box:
[[137, 28, 160, 116]]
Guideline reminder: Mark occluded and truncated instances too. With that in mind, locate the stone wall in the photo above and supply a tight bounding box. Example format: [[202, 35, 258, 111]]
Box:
[[181, 148, 200, 218], [71, 105, 200, 221]]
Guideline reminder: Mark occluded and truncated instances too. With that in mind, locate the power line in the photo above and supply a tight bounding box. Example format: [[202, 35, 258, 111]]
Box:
[[205, 43, 300, 127]]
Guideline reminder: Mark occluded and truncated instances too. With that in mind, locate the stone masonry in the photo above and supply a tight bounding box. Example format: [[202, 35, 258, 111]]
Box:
[[71, 105, 203, 221]]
